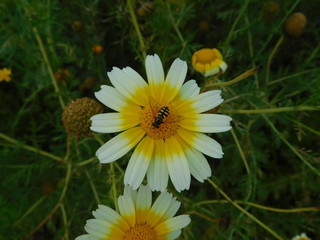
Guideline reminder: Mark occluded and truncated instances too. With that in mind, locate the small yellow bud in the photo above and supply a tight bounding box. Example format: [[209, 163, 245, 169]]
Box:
[[92, 44, 104, 54], [283, 12, 307, 38], [262, 1, 280, 21], [192, 48, 227, 77]]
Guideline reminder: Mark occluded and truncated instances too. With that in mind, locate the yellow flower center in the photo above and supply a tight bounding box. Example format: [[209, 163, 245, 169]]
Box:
[[123, 223, 156, 240], [194, 48, 218, 64], [140, 103, 180, 139]]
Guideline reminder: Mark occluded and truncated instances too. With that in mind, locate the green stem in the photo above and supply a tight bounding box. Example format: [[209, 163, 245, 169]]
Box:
[[127, 0, 146, 60], [224, 0, 249, 47], [265, 35, 284, 84], [256, 0, 301, 57], [207, 178, 284, 240], [230, 128, 252, 200], [60, 203, 69, 240], [196, 199, 320, 213], [77, 156, 97, 166], [85, 170, 101, 204], [268, 69, 316, 85], [223, 106, 319, 114], [206, 66, 259, 88], [0, 132, 63, 162], [13, 196, 47, 227], [110, 163, 119, 212], [94, 134, 119, 211], [262, 114, 320, 177], [59, 163, 72, 202], [287, 117, 320, 135], [32, 26, 65, 109]]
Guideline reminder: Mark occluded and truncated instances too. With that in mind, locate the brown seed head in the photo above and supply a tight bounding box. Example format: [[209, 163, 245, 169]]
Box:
[[62, 97, 103, 138]]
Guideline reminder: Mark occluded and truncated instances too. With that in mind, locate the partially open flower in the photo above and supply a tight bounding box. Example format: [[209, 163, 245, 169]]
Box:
[[192, 48, 227, 77], [62, 97, 103, 138]]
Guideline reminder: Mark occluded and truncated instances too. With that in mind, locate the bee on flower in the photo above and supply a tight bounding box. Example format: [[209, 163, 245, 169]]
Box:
[[90, 54, 232, 192]]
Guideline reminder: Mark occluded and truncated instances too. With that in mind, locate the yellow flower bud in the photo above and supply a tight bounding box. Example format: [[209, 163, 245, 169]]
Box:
[[283, 12, 307, 38], [192, 48, 227, 77]]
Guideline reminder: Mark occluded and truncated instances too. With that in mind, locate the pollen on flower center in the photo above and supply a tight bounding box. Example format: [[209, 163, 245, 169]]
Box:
[[140, 103, 180, 139], [123, 223, 156, 240]]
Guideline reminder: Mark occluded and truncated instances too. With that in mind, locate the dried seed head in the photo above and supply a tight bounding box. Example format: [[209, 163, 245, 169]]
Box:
[[62, 97, 103, 138], [283, 12, 307, 38]]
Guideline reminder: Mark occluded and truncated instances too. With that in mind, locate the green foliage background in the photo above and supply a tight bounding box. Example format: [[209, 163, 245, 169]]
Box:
[[0, 0, 319, 239]]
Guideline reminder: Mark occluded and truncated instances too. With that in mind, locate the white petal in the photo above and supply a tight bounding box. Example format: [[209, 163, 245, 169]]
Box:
[[90, 113, 140, 133], [92, 205, 121, 224], [165, 136, 191, 192], [149, 191, 172, 221], [192, 90, 223, 113], [163, 58, 187, 102], [108, 67, 148, 106], [178, 80, 200, 100], [118, 195, 136, 227], [124, 136, 154, 189], [167, 230, 181, 240], [177, 128, 224, 159], [136, 185, 152, 210], [96, 127, 145, 163], [84, 219, 110, 238], [75, 234, 98, 240], [95, 85, 132, 112], [123, 185, 138, 205], [185, 146, 211, 182], [154, 215, 191, 235], [220, 61, 228, 72], [180, 114, 232, 133], [147, 139, 169, 192], [162, 197, 181, 219], [146, 54, 164, 85]]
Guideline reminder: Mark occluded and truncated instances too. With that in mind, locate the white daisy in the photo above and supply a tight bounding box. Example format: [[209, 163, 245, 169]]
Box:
[[91, 54, 232, 192], [292, 233, 311, 240], [76, 185, 190, 240]]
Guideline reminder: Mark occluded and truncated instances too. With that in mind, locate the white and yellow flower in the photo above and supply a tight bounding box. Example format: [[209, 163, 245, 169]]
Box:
[[192, 48, 227, 77], [292, 233, 311, 240], [76, 185, 190, 240], [91, 54, 232, 192]]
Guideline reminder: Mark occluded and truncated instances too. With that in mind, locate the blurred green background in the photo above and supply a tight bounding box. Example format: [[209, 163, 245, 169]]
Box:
[[0, 0, 319, 239]]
